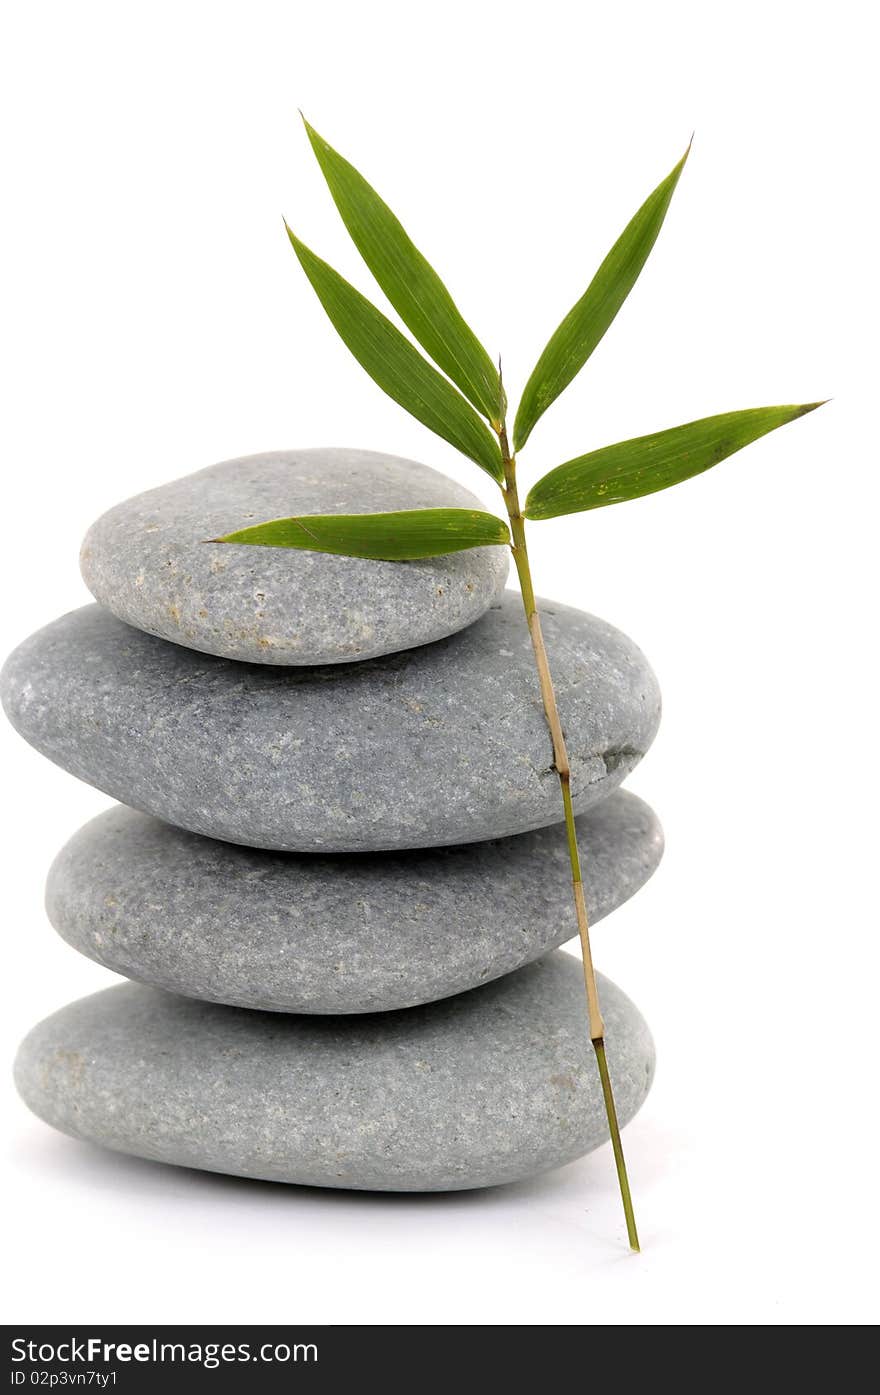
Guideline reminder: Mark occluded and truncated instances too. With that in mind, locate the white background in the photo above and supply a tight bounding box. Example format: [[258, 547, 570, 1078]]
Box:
[[1, 0, 877, 1327]]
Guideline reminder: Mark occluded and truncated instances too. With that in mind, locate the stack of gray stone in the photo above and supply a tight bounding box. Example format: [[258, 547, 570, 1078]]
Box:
[[2, 449, 664, 1192]]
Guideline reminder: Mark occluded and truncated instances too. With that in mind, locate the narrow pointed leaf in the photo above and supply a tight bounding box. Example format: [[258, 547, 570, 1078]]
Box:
[[525, 404, 825, 520], [286, 226, 503, 482], [514, 143, 691, 451], [304, 119, 504, 425], [213, 508, 510, 560]]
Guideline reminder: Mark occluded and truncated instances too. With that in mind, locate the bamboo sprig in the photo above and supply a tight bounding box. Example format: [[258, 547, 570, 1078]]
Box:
[[212, 119, 825, 1247]]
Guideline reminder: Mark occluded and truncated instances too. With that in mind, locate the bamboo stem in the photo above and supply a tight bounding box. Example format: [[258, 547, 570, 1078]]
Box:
[[499, 425, 640, 1252]]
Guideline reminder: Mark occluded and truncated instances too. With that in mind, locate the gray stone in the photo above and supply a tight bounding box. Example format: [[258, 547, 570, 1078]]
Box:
[[45, 791, 663, 1014], [79, 448, 509, 665], [1, 596, 660, 852], [14, 954, 654, 1191]]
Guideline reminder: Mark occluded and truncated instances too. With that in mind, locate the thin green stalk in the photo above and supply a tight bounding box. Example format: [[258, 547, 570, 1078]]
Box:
[[498, 423, 640, 1252]]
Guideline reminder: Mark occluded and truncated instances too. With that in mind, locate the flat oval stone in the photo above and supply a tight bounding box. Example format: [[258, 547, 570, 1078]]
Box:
[[1, 595, 660, 851], [79, 448, 509, 665], [14, 954, 654, 1191], [45, 791, 663, 1014]]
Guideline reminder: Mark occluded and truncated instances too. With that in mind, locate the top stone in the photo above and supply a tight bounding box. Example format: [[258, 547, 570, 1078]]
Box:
[[79, 448, 509, 665]]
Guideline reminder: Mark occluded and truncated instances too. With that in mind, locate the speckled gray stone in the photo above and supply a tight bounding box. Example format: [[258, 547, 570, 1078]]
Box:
[[14, 954, 654, 1191], [1, 596, 660, 852], [79, 448, 509, 665], [45, 790, 663, 1014]]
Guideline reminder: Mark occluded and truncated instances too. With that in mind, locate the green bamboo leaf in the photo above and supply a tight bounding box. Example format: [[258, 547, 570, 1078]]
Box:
[[212, 508, 510, 560], [524, 404, 825, 520], [513, 142, 691, 452], [286, 225, 503, 483], [303, 118, 504, 425]]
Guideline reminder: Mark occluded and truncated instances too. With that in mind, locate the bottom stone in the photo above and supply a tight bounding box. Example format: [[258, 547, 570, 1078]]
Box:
[[15, 953, 654, 1192]]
